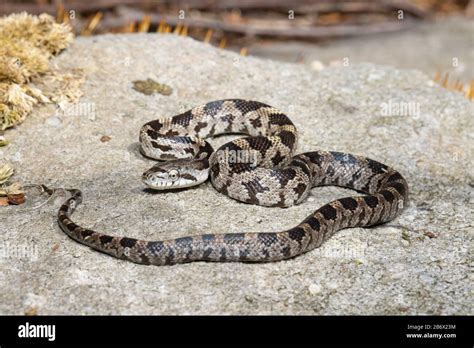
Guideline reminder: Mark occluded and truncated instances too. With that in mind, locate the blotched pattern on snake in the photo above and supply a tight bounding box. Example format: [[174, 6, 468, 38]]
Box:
[[58, 99, 408, 265]]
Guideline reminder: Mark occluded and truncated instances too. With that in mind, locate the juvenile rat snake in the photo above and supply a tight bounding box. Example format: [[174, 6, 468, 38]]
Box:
[[58, 99, 408, 265]]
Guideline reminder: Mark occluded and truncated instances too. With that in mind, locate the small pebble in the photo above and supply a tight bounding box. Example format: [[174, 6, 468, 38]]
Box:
[[45, 116, 62, 127], [100, 135, 112, 142], [367, 72, 383, 81], [424, 231, 437, 238], [308, 283, 321, 295], [419, 273, 435, 285], [310, 60, 325, 71], [389, 271, 407, 280], [10, 152, 22, 162]]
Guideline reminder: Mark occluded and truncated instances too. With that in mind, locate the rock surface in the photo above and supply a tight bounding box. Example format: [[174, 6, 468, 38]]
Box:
[[0, 33, 472, 315]]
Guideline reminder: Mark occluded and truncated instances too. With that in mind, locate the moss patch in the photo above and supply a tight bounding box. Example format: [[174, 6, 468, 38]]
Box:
[[132, 78, 173, 96]]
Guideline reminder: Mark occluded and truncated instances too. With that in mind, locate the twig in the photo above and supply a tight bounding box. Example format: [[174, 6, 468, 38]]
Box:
[[0, 0, 147, 15], [0, 0, 429, 19], [156, 0, 429, 18], [100, 8, 419, 39]]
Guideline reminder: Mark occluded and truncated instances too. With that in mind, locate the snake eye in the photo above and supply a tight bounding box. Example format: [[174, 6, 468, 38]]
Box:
[[168, 169, 179, 181]]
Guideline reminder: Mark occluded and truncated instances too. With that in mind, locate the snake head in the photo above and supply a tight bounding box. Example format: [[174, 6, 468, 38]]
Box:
[[142, 159, 209, 190]]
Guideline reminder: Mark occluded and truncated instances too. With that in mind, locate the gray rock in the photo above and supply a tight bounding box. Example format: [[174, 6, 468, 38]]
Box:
[[0, 33, 472, 315]]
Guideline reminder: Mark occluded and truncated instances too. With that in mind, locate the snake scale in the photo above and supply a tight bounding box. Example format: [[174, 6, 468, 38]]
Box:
[[58, 99, 408, 266]]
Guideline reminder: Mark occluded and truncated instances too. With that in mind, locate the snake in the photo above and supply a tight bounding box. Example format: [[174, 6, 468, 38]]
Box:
[[57, 99, 408, 266]]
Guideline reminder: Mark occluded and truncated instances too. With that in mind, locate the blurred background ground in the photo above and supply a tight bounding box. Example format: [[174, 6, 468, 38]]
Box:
[[1, 0, 473, 88]]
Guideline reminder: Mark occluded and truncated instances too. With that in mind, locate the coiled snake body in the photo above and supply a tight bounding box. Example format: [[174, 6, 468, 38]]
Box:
[[58, 99, 408, 265]]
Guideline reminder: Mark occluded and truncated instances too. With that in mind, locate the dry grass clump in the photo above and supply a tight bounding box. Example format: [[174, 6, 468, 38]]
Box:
[[0, 13, 80, 206], [0, 12, 74, 131]]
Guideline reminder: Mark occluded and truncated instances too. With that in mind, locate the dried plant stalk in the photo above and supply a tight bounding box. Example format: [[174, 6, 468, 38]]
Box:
[[0, 12, 74, 130]]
